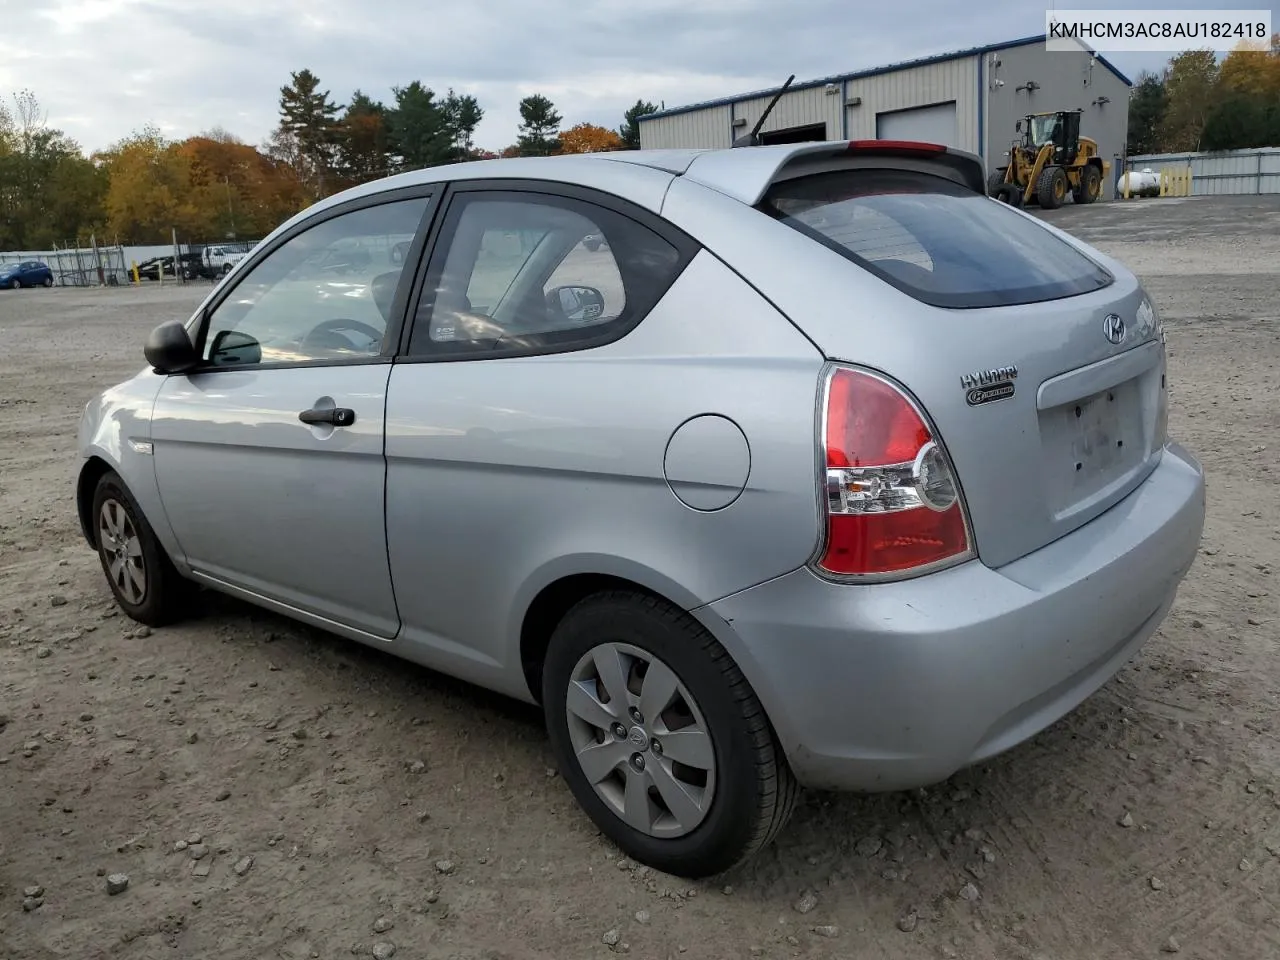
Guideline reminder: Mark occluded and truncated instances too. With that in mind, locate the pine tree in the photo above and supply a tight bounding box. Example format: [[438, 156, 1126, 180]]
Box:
[[517, 94, 561, 156], [276, 69, 342, 197], [618, 99, 658, 149]]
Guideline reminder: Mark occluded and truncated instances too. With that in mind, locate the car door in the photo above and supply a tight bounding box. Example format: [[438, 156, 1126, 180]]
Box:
[[150, 189, 436, 637], [382, 181, 698, 690]]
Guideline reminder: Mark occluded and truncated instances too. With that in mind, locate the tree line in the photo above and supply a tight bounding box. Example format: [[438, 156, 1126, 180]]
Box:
[[0, 71, 660, 249], [1128, 35, 1280, 154]]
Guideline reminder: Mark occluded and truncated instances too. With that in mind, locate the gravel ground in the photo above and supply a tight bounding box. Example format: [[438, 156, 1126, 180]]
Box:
[[2, 196, 1279, 960]]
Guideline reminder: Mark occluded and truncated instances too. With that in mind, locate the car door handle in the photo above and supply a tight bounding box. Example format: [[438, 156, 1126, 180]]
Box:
[[299, 407, 356, 427]]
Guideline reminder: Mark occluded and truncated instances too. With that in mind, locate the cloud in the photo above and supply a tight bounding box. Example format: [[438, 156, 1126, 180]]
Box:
[[1, 0, 1252, 153]]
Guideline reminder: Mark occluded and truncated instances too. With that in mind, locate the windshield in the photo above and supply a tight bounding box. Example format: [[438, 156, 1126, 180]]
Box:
[[761, 168, 1113, 309], [1028, 114, 1060, 145]]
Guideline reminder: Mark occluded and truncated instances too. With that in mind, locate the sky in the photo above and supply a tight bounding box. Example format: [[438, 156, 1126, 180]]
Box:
[[0, 0, 1269, 155]]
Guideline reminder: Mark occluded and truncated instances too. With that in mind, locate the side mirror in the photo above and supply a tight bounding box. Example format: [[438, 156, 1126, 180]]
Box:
[[545, 285, 605, 325], [1015, 120, 1023, 132], [144, 320, 200, 374], [208, 329, 262, 365]]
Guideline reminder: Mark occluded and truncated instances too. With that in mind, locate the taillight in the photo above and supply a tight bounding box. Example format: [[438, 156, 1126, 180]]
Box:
[[846, 139, 947, 156], [815, 366, 972, 578]]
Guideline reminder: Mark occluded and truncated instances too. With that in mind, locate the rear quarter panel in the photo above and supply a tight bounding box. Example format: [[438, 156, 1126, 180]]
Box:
[[659, 176, 1158, 569], [382, 251, 826, 698]]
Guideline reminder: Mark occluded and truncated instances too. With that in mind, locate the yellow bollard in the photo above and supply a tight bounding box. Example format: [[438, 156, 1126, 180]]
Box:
[[131, 261, 140, 284]]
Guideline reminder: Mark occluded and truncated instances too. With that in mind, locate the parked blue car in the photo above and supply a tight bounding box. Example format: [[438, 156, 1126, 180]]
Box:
[[0, 260, 54, 288]]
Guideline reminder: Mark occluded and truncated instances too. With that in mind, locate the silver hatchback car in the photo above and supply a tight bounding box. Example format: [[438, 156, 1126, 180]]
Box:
[[77, 140, 1206, 878]]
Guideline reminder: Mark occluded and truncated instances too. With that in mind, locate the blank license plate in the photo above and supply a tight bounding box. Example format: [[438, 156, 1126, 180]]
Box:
[[1067, 383, 1142, 486]]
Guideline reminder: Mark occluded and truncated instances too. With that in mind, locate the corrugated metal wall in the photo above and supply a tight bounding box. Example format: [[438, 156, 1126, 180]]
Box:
[[1126, 148, 1280, 195], [734, 84, 845, 140], [847, 57, 980, 153], [639, 105, 732, 149]]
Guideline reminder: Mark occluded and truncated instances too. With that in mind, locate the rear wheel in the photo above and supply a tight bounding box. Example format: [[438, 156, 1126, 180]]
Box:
[[42, 276, 53, 288], [9, 278, 19, 290], [542, 591, 798, 878], [1036, 166, 1068, 209], [1074, 164, 1102, 204], [92, 471, 193, 626], [986, 169, 1008, 196]]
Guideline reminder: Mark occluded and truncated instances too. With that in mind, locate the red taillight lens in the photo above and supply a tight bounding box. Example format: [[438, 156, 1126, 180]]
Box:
[[817, 367, 971, 578]]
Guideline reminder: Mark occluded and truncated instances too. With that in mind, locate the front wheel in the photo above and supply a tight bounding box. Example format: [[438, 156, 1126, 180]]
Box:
[[92, 470, 193, 626], [543, 591, 798, 878], [1036, 165, 1068, 209]]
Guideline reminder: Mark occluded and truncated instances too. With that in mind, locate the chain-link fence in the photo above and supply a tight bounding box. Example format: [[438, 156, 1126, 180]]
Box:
[[48, 242, 131, 286], [0, 241, 131, 286], [1, 236, 266, 287]]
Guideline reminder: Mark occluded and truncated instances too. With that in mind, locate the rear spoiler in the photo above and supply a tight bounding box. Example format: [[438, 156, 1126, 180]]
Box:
[[678, 140, 987, 207]]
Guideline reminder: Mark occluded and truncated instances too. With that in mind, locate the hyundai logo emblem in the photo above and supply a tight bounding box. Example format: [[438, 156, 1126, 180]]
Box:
[[1103, 314, 1126, 344]]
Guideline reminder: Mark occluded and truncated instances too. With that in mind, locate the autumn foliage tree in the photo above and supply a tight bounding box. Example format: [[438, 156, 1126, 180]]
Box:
[[2, 79, 678, 253], [1129, 36, 1280, 153], [94, 126, 306, 244], [0, 90, 106, 249], [556, 123, 624, 154]]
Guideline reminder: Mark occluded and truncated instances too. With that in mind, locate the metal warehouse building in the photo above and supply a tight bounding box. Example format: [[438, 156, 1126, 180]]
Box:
[[638, 35, 1132, 199]]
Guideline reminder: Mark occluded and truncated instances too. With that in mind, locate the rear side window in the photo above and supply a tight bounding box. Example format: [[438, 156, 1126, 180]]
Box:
[[760, 169, 1113, 309]]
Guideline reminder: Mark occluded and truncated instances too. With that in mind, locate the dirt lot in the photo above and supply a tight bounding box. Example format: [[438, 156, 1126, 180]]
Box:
[[2, 195, 1279, 960]]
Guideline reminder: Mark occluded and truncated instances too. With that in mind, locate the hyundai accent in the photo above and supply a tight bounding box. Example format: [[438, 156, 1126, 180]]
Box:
[[76, 140, 1206, 878]]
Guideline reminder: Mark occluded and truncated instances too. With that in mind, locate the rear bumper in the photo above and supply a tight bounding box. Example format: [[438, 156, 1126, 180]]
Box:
[[698, 441, 1206, 792]]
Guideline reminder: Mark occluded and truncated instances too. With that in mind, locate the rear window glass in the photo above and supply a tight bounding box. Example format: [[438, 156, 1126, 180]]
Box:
[[760, 169, 1113, 308]]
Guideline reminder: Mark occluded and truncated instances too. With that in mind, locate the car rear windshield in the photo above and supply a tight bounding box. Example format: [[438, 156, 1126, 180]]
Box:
[[759, 168, 1114, 309]]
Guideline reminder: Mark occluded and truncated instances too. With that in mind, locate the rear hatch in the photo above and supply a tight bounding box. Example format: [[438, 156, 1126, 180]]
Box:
[[704, 147, 1167, 570]]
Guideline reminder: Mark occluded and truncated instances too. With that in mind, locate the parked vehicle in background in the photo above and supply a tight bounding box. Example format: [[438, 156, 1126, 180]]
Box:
[[135, 257, 175, 282], [76, 140, 1206, 879], [201, 245, 249, 276], [0, 260, 54, 288]]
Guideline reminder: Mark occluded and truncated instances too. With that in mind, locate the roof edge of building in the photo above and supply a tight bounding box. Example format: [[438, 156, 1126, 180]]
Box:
[[638, 35, 1132, 124]]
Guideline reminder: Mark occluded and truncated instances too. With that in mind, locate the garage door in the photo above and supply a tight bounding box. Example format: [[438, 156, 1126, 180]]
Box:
[[876, 102, 959, 147]]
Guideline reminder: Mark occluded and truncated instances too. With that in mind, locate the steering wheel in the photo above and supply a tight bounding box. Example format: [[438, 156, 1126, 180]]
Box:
[[300, 317, 385, 353]]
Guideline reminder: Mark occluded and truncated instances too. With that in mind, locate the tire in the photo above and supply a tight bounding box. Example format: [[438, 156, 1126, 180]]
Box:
[[986, 169, 1008, 196], [1074, 164, 1102, 204], [91, 470, 193, 627], [1036, 166, 1068, 210], [9, 279, 19, 290], [222, 263, 233, 275], [993, 183, 1023, 206], [42, 276, 53, 288], [542, 590, 799, 878]]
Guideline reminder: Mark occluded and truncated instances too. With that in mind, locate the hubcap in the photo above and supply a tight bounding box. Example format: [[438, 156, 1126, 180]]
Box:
[[98, 499, 146, 605], [565, 642, 716, 839]]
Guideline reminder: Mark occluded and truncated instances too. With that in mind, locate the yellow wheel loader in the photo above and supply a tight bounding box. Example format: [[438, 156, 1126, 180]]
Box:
[[987, 109, 1108, 209]]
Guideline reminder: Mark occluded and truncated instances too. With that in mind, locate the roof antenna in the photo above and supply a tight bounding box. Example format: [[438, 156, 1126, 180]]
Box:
[[733, 74, 795, 147]]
